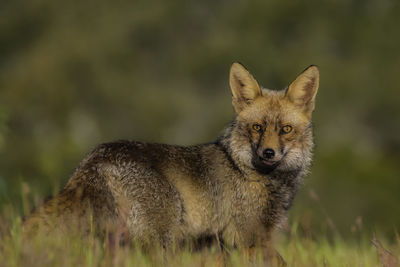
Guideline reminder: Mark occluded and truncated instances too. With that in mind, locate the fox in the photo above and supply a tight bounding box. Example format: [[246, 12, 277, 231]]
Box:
[[23, 62, 319, 262]]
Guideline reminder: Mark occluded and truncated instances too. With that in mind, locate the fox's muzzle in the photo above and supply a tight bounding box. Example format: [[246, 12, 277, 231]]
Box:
[[252, 144, 282, 174], [255, 146, 282, 161]]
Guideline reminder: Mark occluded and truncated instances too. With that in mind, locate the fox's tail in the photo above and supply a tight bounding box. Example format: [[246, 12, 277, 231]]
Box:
[[22, 188, 83, 235]]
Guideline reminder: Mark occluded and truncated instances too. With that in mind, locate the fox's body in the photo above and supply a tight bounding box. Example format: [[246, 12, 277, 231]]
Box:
[[24, 63, 319, 256]]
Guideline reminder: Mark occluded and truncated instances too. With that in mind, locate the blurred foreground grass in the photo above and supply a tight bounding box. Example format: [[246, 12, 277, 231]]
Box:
[[0, 187, 399, 267]]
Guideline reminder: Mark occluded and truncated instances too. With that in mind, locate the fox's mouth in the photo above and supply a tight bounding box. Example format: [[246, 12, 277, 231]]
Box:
[[252, 155, 280, 174], [259, 157, 279, 166]]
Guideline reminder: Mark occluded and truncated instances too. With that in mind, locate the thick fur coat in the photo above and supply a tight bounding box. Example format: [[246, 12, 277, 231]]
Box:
[[24, 63, 319, 260]]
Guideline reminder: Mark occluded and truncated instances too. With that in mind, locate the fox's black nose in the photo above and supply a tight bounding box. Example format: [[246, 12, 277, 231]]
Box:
[[263, 148, 275, 159]]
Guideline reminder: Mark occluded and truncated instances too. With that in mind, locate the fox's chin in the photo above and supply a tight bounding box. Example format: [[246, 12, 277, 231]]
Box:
[[251, 157, 280, 174]]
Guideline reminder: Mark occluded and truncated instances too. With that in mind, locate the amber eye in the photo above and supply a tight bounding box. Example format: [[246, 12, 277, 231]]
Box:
[[252, 124, 262, 132], [281, 125, 293, 134]]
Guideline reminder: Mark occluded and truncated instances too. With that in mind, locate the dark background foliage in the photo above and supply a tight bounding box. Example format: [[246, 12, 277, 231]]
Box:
[[1, 0, 399, 237]]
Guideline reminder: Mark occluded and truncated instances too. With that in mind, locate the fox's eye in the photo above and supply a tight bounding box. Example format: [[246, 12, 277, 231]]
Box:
[[281, 125, 293, 134], [252, 124, 262, 132]]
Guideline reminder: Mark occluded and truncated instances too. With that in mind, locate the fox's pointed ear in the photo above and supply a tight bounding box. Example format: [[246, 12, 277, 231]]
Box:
[[229, 62, 262, 113], [286, 65, 319, 115]]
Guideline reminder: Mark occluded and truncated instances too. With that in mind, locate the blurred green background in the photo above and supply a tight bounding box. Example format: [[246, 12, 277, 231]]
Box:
[[0, 0, 399, 238]]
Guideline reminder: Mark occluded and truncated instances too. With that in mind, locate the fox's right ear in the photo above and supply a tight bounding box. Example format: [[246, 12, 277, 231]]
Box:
[[229, 62, 262, 113]]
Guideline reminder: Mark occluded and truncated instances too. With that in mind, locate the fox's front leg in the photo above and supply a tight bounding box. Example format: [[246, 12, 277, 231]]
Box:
[[259, 228, 286, 266], [243, 244, 286, 266], [223, 223, 286, 265], [239, 231, 286, 267], [260, 244, 286, 266]]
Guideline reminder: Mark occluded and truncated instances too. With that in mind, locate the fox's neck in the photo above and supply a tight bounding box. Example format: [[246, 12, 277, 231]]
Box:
[[215, 120, 244, 172], [216, 120, 305, 216], [216, 120, 262, 178]]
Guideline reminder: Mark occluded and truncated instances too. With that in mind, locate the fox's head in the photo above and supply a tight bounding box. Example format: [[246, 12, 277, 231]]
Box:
[[228, 62, 319, 174]]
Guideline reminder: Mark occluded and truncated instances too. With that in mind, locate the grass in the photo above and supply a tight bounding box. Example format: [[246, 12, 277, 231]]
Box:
[[0, 189, 399, 267]]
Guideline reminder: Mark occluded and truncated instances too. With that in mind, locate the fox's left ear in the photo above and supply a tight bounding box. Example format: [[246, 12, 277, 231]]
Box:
[[286, 65, 319, 116]]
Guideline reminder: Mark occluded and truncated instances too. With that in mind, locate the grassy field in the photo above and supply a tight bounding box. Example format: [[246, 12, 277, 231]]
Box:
[[0, 192, 398, 267]]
